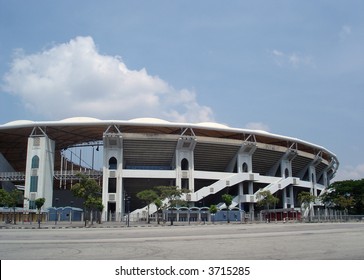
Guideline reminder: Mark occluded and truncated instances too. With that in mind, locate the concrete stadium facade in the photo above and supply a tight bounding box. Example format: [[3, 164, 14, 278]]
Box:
[[0, 117, 339, 222]]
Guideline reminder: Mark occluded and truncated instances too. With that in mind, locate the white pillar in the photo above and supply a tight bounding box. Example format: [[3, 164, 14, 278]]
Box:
[[102, 132, 123, 222], [175, 137, 196, 192], [309, 166, 317, 196], [289, 186, 294, 208], [24, 134, 55, 210], [283, 188, 287, 209]]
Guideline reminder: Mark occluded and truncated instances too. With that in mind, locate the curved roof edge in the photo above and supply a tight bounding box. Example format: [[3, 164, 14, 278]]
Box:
[[60, 117, 101, 123], [0, 117, 338, 162], [3, 120, 36, 126], [128, 117, 171, 124]]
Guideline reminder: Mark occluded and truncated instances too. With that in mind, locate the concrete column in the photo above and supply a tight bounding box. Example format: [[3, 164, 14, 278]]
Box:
[[102, 132, 123, 222], [238, 182, 244, 210], [248, 181, 254, 220], [281, 159, 292, 178], [289, 186, 294, 208], [24, 134, 55, 210], [175, 137, 196, 192], [309, 166, 317, 196], [283, 188, 287, 209]]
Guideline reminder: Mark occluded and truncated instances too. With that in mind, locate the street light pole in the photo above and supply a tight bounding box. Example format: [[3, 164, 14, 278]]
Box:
[[55, 198, 59, 225], [70, 201, 74, 224], [125, 195, 130, 227]]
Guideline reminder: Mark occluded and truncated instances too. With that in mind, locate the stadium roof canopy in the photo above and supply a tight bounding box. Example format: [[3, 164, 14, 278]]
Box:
[[0, 117, 338, 174]]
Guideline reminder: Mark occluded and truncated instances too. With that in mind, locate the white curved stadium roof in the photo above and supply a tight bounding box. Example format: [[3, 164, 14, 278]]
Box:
[[0, 117, 339, 176]]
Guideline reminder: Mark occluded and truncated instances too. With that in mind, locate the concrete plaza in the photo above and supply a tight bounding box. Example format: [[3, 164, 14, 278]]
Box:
[[1, 222, 364, 260]]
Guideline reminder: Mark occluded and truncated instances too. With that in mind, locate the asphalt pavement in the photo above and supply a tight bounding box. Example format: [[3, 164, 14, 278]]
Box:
[[1, 221, 364, 259]]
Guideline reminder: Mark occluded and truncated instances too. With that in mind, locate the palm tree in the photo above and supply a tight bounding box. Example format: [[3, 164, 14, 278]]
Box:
[[297, 191, 316, 222]]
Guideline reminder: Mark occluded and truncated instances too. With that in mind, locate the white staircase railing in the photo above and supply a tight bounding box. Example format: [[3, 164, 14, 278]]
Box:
[[255, 177, 300, 196], [130, 173, 258, 217], [189, 173, 258, 202]]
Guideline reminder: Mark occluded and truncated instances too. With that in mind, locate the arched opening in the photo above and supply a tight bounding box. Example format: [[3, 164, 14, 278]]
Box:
[[285, 168, 289, 178], [242, 162, 248, 172], [109, 157, 117, 170], [181, 158, 189, 170], [31, 155, 40, 169]]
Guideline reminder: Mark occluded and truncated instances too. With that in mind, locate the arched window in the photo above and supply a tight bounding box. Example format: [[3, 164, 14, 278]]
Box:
[[31, 155, 40, 169], [181, 158, 189, 170], [242, 162, 248, 172], [109, 157, 117, 170], [285, 168, 289, 178]]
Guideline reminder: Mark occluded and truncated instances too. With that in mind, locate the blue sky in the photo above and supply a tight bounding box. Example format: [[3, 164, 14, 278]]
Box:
[[0, 0, 363, 181]]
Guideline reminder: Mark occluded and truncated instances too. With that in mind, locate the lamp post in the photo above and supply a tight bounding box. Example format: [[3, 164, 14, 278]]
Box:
[[70, 200, 74, 223], [202, 196, 205, 224], [125, 195, 130, 227], [23, 197, 29, 224], [54, 198, 59, 225], [188, 207, 191, 225], [186, 194, 191, 225]]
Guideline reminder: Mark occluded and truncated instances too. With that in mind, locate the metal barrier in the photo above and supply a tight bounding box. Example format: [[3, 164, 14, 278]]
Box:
[[0, 170, 102, 182], [0, 172, 26, 181]]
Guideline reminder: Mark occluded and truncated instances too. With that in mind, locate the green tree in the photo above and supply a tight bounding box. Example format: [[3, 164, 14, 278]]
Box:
[[0, 189, 23, 224], [154, 197, 163, 224], [95, 199, 104, 224], [256, 190, 279, 222], [0, 189, 10, 206], [222, 194, 233, 223], [0, 189, 11, 223], [297, 191, 316, 222], [154, 185, 189, 225], [321, 179, 364, 215], [7, 189, 22, 224], [84, 196, 103, 225], [209, 204, 218, 224], [71, 173, 103, 227], [136, 189, 158, 224], [35, 198, 45, 229]]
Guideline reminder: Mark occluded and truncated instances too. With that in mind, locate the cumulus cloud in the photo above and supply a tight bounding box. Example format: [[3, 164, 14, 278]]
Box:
[[2, 36, 214, 123], [333, 163, 364, 182], [270, 49, 315, 68]]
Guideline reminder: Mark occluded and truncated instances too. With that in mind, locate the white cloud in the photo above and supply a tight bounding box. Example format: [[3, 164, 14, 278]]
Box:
[[271, 49, 284, 57], [2, 36, 214, 123], [339, 25, 352, 40], [333, 163, 364, 182], [270, 49, 314, 68], [244, 122, 270, 132]]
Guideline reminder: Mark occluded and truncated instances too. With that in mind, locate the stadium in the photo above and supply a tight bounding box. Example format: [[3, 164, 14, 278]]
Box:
[[0, 117, 339, 223]]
